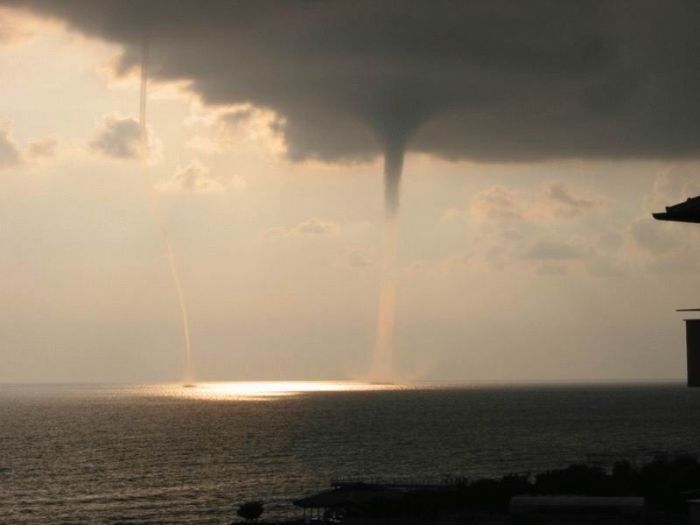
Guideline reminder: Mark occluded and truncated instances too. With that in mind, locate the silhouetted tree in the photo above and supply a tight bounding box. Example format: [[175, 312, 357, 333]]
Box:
[[639, 454, 700, 509], [534, 464, 606, 495], [236, 501, 264, 522], [610, 460, 637, 495]]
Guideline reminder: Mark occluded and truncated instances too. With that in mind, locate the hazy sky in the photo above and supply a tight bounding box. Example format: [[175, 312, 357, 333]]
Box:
[[2, 2, 700, 383]]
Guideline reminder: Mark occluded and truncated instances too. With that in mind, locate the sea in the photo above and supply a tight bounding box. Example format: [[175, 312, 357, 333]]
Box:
[[1, 381, 700, 524]]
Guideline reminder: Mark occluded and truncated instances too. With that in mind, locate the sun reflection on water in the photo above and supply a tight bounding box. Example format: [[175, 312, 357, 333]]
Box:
[[150, 381, 404, 401]]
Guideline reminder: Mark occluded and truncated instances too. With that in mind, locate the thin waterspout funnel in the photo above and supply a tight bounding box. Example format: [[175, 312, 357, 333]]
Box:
[[139, 36, 195, 385]]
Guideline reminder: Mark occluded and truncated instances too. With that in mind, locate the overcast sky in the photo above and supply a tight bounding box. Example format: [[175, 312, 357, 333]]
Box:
[[2, 2, 700, 383]]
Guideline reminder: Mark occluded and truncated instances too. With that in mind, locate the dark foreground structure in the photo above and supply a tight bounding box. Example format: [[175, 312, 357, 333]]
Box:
[[653, 197, 700, 387], [652, 196, 700, 224], [288, 455, 700, 525], [685, 320, 700, 387], [511, 496, 644, 525], [295, 483, 645, 524]]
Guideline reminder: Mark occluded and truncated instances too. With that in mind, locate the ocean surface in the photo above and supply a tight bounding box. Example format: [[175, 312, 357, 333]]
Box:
[[2, 382, 700, 524]]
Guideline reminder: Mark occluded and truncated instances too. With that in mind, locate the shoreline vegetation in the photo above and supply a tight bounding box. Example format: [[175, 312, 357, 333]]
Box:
[[239, 454, 700, 524]]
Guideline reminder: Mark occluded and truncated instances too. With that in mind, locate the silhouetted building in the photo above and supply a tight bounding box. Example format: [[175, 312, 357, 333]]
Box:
[[294, 481, 459, 524], [685, 319, 700, 387], [294, 484, 649, 524], [653, 196, 700, 223], [653, 199, 700, 387]]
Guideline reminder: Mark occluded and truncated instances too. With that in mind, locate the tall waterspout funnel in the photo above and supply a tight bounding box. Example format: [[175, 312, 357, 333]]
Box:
[[370, 141, 404, 383], [383, 141, 404, 218], [139, 36, 195, 385]]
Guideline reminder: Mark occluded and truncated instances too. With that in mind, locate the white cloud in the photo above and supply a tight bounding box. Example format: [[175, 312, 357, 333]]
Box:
[[89, 115, 143, 160], [157, 159, 244, 193], [619, 168, 700, 275], [0, 124, 60, 170], [27, 138, 58, 159], [161, 159, 222, 192], [444, 181, 624, 278], [466, 181, 607, 223], [539, 181, 608, 219], [470, 186, 523, 220], [629, 218, 679, 255], [263, 218, 341, 239], [185, 135, 223, 155], [219, 105, 286, 156], [294, 218, 341, 236], [0, 125, 22, 169], [185, 102, 287, 157], [646, 164, 700, 213], [0, 8, 38, 47], [345, 249, 371, 268]]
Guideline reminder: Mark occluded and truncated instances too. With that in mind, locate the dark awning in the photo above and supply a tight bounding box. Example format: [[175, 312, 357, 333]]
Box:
[[653, 196, 700, 223]]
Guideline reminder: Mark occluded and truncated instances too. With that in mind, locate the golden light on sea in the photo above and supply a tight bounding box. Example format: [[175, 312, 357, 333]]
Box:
[[144, 381, 405, 401]]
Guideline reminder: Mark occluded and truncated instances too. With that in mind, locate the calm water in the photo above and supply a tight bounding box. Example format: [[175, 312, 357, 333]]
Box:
[[1, 382, 700, 523]]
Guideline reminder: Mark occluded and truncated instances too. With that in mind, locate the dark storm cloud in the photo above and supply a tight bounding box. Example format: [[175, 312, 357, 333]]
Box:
[[7, 0, 700, 163]]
